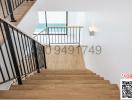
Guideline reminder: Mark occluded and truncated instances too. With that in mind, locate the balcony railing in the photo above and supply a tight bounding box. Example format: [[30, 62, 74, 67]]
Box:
[[33, 26, 83, 45]]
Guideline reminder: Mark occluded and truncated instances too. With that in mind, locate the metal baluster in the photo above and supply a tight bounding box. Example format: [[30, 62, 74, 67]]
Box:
[[76, 27, 78, 44], [28, 39, 36, 71], [32, 41, 40, 73], [0, 64, 5, 82], [73, 27, 75, 44], [61, 28, 62, 44], [0, 46, 11, 80], [25, 36, 33, 72], [14, 0, 18, 8], [48, 28, 50, 46], [11, 0, 15, 10], [79, 27, 81, 46], [67, 27, 68, 44], [16, 31, 27, 76], [51, 30, 53, 44], [6, 0, 16, 22], [0, 23, 15, 78], [0, 0, 6, 18], [54, 27, 56, 44], [11, 27, 23, 76], [43, 33, 44, 44], [21, 34, 30, 74], [21, 35, 31, 73], [3, 22, 22, 84], [17, 0, 20, 6], [4, 0, 9, 16], [70, 27, 71, 44]]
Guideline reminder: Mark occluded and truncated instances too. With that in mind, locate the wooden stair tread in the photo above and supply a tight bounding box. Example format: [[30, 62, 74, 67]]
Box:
[[0, 69, 119, 99], [28, 75, 104, 80], [0, 98, 119, 100], [22, 79, 110, 84], [32, 74, 100, 77], [42, 70, 94, 73], [0, 97, 120, 100], [11, 83, 117, 86], [0, 90, 119, 99], [11, 84, 118, 90]]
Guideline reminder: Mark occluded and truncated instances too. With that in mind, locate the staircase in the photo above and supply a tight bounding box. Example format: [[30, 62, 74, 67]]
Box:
[[0, 70, 119, 100], [0, 41, 120, 99], [0, 3, 120, 99]]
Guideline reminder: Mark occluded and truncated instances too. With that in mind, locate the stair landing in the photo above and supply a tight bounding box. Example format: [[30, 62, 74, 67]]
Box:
[[46, 46, 85, 70]]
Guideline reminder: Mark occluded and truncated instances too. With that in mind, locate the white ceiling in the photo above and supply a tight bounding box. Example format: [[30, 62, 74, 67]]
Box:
[[37, 0, 132, 12]]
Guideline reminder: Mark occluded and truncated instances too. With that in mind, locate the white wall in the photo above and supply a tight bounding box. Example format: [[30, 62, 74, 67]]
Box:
[[17, 0, 132, 86], [81, 12, 132, 85], [69, 11, 132, 86], [38, 0, 132, 12]]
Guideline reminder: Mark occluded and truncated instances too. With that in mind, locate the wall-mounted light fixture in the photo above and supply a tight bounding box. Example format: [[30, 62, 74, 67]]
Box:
[[89, 25, 97, 36]]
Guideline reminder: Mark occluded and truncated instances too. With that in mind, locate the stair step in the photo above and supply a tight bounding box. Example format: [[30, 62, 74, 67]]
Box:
[[41, 70, 96, 75], [0, 97, 120, 100], [0, 69, 119, 99], [28, 75, 104, 80], [23, 79, 110, 84], [0, 90, 119, 99], [9, 88, 119, 92], [10, 84, 118, 90], [33, 74, 100, 77]]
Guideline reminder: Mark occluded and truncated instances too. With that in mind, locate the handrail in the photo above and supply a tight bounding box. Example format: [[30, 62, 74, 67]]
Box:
[[47, 26, 83, 28], [0, 17, 43, 46], [0, 17, 47, 85], [33, 26, 83, 36]]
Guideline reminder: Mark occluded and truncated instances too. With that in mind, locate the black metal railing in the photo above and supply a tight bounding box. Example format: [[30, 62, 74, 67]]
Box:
[[0, 17, 47, 85], [0, 0, 30, 21], [33, 26, 83, 45]]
